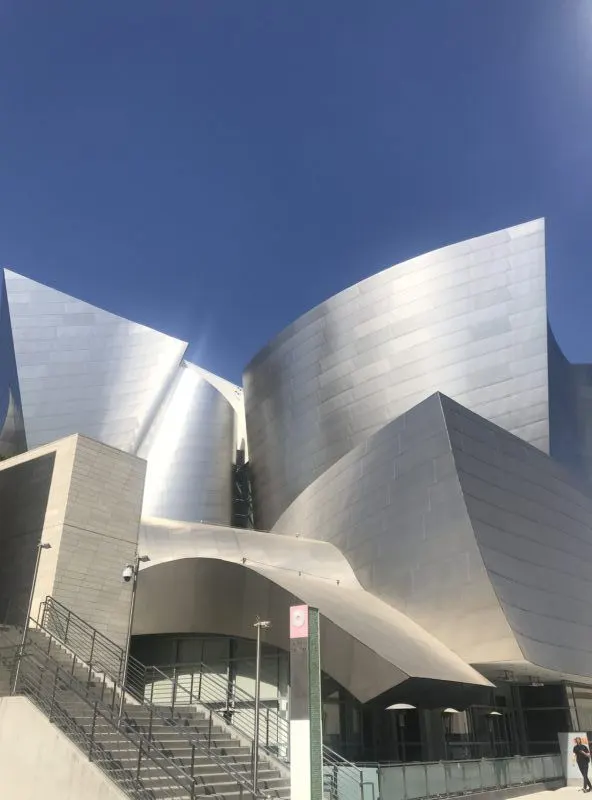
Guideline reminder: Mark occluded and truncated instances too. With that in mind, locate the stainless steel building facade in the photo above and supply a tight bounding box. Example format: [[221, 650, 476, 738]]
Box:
[[3, 217, 592, 762]]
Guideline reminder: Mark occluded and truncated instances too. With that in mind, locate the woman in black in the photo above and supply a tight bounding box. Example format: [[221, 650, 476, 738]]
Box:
[[574, 737, 592, 792]]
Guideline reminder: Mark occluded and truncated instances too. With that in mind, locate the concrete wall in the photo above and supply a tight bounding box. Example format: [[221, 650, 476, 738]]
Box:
[[0, 451, 56, 622], [55, 436, 146, 646], [0, 434, 145, 647], [0, 696, 126, 800]]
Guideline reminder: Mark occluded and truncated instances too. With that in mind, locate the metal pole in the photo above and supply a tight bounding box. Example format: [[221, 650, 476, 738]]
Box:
[[12, 541, 51, 694], [253, 621, 261, 790], [252, 617, 271, 792], [119, 554, 139, 722]]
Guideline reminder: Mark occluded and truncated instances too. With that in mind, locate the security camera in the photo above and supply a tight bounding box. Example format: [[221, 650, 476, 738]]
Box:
[[122, 565, 134, 583]]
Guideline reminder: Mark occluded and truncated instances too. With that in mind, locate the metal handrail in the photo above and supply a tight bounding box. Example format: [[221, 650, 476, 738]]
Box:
[[322, 743, 365, 800], [38, 594, 364, 797], [32, 604, 272, 798], [40, 595, 290, 761], [6, 634, 241, 799], [149, 661, 290, 760]]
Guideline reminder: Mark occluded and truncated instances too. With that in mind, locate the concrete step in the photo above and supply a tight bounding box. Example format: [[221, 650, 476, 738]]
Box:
[[12, 630, 290, 798]]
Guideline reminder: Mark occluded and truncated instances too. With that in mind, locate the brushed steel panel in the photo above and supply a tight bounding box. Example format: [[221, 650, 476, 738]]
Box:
[[272, 391, 592, 679], [244, 220, 548, 529], [136, 518, 491, 702], [2, 270, 240, 526], [138, 362, 235, 525]]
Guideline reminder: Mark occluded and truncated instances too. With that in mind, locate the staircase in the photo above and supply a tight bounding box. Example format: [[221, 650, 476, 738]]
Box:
[[4, 597, 367, 800], [0, 616, 289, 799]]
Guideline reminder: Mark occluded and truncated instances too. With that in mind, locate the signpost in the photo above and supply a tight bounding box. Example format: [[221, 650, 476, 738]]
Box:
[[289, 604, 323, 800]]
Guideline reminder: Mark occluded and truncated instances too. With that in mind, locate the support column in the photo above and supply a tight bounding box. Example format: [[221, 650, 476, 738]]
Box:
[[289, 605, 323, 800]]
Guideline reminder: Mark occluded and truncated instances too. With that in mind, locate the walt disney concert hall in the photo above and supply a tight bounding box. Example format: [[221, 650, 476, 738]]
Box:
[[1, 217, 592, 769]]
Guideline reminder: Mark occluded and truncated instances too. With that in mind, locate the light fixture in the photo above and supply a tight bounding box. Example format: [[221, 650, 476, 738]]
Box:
[[488, 711, 503, 717], [442, 707, 460, 714], [386, 703, 416, 711]]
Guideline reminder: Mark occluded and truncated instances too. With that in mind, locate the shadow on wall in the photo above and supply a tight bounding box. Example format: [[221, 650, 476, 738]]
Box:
[[0, 453, 55, 624]]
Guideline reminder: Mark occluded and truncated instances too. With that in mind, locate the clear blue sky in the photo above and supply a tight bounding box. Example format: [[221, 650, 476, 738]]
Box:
[[1, 0, 591, 384]]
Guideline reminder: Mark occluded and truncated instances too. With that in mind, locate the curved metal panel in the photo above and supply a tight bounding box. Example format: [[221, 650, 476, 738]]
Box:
[[244, 219, 548, 529], [273, 393, 522, 666], [0, 282, 26, 458], [274, 391, 592, 682], [446, 395, 592, 681], [135, 518, 491, 702], [138, 363, 235, 525], [3, 269, 187, 453], [1, 270, 240, 526]]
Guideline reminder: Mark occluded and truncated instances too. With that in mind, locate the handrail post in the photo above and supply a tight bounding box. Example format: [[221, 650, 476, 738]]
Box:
[[49, 669, 58, 722], [89, 701, 98, 761], [136, 741, 143, 782], [208, 709, 213, 747], [171, 666, 177, 715], [147, 704, 154, 753], [89, 629, 96, 667], [64, 610, 70, 646]]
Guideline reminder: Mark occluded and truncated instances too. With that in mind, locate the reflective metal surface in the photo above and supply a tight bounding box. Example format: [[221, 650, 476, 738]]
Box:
[[4, 269, 187, 453], [138, 363, 235, 524], [0, 281, 26, 458], [136, 518, 491, 702], [2, 270, 240, 525], [274, 391, 592, 681], [244, 219, 548, 529]]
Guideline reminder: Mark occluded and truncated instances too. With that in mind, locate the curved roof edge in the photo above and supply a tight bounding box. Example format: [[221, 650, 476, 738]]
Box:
[[245, 218, 545, 373], [137, 518, 491, 702]]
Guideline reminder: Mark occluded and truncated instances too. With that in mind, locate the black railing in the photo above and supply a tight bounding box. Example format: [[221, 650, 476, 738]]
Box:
[[3, 636, 249, 799], [39, 594, 364, 798], [37, 599, 272, 797], [147, 662, 290, 762]]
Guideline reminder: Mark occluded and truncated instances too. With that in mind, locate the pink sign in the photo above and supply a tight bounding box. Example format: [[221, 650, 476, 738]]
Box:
[[289, 605, 309, 639]]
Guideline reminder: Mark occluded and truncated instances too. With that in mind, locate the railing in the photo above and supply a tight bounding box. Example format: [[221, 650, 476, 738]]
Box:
[[38, 599, 272, 797], [18, 611, 271, 799], [40, 596, 128, 686], [323, 744, 366, 800], [148, 662, 290, 761], [3, 637, 249, 799], [374, 754, 564, 800], [39, 594, 365, 798]]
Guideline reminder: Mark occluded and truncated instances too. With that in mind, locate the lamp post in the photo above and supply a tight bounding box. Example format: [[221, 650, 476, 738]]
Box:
[[118, 553, 150, 721], [487, 710, 503, 758], [12, 541, 51, 693], [386, 703, 416, 762], [442, 708, 460, 761], [253, 617, 271, 791]]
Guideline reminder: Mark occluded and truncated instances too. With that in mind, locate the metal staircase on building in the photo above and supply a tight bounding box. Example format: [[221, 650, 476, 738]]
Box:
[[1, 597, 367, 800], [0, 612, 290, 799]]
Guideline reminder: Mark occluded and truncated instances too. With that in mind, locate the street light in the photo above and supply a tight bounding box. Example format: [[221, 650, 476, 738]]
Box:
[[252, 617, 271, 792], [118, 553, 150, 721], [12, 541, 51, 693], [386, 703, 416, 762]]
